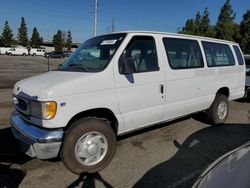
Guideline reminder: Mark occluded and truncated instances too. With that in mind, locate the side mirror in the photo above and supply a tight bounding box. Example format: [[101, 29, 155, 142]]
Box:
[[119, 54, 138, 74]]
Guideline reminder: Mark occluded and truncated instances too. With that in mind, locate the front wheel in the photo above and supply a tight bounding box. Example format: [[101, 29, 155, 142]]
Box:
[[206, 94, 229, 125], [61, 118, 116, 174]]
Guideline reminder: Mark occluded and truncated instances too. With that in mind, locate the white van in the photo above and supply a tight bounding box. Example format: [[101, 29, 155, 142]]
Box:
[[0, 47, 11, 55], [11, 31, 245, 174], [30, 48, 45, 56], [8, 47, 28, 56]]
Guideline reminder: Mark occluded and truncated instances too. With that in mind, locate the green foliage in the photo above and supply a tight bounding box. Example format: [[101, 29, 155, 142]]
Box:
[[215, 0, 236, 41], [200, 8, 214, 37], [181, 8, 214, 37], [18, 17, 29, 47], [180, 1, 250, 54], [182, 19, 195, 35], [194, 12, 202, 35], [232, 24, 241, 44], [53, 30, 64, 51], [66, 30, 72, 51], [1, 18, 74, 50], [240, 10, 250, 54], [1, 21, 13, 47], [30, 27, 42, 48]]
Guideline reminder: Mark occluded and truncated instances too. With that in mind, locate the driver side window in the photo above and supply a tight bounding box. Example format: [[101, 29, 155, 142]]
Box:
[[123, 36, 159, 73]]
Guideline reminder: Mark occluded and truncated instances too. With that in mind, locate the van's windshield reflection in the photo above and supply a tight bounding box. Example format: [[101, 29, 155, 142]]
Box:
[[59, 33, 126, 72]]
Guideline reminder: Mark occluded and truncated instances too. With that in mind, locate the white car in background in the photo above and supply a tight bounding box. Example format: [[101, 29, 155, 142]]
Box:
[[0, 47, 11, 55], [7, 47, 28, 56], [30, 48, 45, 56]]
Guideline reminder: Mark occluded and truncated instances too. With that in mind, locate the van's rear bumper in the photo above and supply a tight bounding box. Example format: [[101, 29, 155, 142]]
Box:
[[11, 112, 64, 159]]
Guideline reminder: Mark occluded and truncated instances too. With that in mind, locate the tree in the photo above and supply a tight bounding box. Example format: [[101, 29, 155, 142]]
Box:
[[232, 24, 241, 45], [240, 10, 250, 53], [181, 19, 195, 35], [215, 0, 236, 41], [200, 8, 214, 37], [53, 30, 64, 51], [1, 21, 13, 46], [66, 30, 72, 51], [194, 11, 202, 35], [30, 27, 42, 48], [18, 17, 29, 47], [181, 8, 214, 37]]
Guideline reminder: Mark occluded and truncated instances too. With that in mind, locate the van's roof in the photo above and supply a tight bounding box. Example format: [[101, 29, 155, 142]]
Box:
[[109, 30, 238, 45]]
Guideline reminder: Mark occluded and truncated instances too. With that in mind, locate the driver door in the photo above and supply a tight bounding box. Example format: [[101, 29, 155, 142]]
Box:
[[114, 35, 165, 132]]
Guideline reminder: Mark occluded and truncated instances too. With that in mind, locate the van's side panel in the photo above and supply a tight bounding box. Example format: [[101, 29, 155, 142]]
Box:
[[199, 41, 245, 106], [160, 35, 245, 122], [230, 44, 246, 100], [161, 36, 208, 119]]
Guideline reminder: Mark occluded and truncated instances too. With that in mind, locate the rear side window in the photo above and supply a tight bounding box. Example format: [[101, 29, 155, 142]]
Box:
[[202, 41, 235, 67], [233, 45, 244, 65], [163, 38, 204, 69]]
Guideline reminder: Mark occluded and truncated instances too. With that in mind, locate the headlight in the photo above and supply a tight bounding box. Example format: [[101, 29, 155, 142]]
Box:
[[30, 101, 57, 120]]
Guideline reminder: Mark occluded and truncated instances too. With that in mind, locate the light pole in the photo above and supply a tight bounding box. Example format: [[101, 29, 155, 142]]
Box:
[[94, 0, 98, 36]]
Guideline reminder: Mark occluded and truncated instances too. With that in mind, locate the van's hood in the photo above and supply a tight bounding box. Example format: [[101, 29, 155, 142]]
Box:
[[13, 71, 112, 100]]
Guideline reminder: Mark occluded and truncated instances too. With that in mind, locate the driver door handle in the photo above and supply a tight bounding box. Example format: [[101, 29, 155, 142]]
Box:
[[160, 84, 164, 94]]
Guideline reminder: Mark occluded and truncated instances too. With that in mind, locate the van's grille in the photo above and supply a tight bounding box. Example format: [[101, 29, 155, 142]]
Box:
[[15, 95, 30, 121]]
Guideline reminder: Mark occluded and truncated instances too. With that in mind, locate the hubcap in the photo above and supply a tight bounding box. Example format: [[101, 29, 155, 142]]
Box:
[[74, 131, 108, 166], [217, 101, 228, 120]]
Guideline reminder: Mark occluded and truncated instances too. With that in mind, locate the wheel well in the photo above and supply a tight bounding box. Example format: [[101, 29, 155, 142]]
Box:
[[216, 87, 229, 97], [65, 108, 119, 135]]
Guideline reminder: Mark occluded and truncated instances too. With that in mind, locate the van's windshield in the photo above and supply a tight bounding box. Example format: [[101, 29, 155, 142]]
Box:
[[59, 33, 126, 72]]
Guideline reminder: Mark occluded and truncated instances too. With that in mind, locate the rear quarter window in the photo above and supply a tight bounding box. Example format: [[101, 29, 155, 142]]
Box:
[[233, 45, 244, 65], [202, 41, 235, 67]]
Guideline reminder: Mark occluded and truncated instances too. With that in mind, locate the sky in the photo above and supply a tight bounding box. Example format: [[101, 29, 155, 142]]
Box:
[[0, 0, 249, 43]]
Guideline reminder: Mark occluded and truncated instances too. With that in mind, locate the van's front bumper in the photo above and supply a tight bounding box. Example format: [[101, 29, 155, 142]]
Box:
[[11, 112, 64, 159]]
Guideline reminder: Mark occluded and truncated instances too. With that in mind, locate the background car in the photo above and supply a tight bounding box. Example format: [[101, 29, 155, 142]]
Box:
[[244, 55, 250, 98], [45, 51, 65, 58], [45, 50, 72, 58], [193, 141, 250, 188], [62, 50, 72, 57]]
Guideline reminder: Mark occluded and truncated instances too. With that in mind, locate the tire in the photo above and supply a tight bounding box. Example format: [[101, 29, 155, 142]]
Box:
[[32, 53, 36, 56], [206, 94, 229, 125], [22, 53, 26, 56], [61, 117, 116, 174], [8, 53, 12, 56]]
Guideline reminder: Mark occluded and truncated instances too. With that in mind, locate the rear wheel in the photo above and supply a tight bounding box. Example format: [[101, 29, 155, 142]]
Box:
[[61, 118, 116, 174], [22, 53, 26, 56], [32, 53, 36, 56], [207, 94, 229, 125]]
